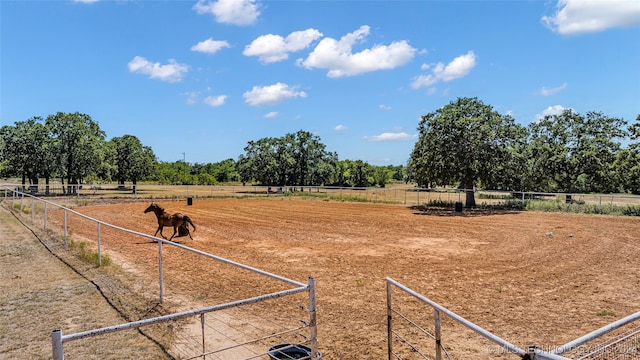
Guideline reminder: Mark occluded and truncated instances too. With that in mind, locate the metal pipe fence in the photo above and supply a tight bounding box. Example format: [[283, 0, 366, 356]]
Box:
[[386, 278, 640, 360], [2, 186, 320, 360], [6, 182, 640, 211]]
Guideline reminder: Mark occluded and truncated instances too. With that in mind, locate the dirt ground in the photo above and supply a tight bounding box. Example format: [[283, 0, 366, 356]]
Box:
[[51, 198, 637, 359], [4, 196, 640, 359]]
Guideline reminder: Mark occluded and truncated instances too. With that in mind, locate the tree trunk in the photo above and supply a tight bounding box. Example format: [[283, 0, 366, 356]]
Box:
[[464, 178, 476, 208]]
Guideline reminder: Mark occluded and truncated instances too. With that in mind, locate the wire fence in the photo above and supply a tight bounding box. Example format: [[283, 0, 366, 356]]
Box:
[[2, 187, 320, 360], [6, 182, 640, 211], [386, 278, 640, 360]]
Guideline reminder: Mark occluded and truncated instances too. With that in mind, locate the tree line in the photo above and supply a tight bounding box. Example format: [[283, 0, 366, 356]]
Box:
[[407, 97, 640, 206], [1, 99, 638, 200], [0, 113, 404, 192]]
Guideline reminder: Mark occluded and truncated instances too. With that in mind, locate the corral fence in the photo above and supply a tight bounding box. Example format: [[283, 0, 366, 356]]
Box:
[[386, 277, 640, 360], [7, 182, 640, 211], [2, 186, 320, 360]]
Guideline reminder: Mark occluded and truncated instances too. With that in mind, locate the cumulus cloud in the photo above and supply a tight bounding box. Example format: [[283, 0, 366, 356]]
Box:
[[73, 0, 99, 3], [363, 132, 418, 142], [378, 104, 392, 110], [297, 25, 417, 77], [127, 56, 188, 83], [264, 111, 279, 118], [203, 95, 227, 107], [534, 105, 573, 121], [411, 51, 477, 89], [243, 82, 307, 106], [191, 38, 231, 54], [244, 29, 323, 63], [193, 0, 260, 26], [334, 125, 347, 131], [539, 82, 568, 96], [542, 0, 640, 35]]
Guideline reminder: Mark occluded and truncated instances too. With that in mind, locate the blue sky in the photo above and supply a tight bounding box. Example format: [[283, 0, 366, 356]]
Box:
[[2, 0, 639, 166]]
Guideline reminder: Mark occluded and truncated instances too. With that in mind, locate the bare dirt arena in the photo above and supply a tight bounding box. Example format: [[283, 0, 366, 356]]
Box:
[[5, 197, 640, 359]]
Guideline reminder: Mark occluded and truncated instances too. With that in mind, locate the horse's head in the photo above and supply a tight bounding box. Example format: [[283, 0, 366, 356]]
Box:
[[144, 203, 161, 214]]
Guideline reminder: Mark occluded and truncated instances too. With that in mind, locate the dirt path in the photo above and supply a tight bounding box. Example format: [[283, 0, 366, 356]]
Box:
[[0, 206, 167, 360]]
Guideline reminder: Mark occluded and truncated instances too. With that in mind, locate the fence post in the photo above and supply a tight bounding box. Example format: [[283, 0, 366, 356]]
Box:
[[434, 309, 442, 360], [63, 209, 67, 244], [52, 329, 64, 360], [387, 281, 393, 360], [200, 313, 206, 358], [308, 277, 319, 359], [97, 223, 101, 266], [158, 240, 164, 303]]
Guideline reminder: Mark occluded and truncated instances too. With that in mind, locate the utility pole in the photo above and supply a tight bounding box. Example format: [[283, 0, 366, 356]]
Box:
[[182, 152, 188, 197]]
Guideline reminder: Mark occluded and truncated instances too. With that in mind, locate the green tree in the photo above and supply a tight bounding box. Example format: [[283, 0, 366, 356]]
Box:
[[373, 166, 392, 188], [237, 130, 337, 186], [46, 112, 106, 193], [337, 159, 374, 187], [527, 110, 626, 193], [613, 115, 640, 194], [0, 117, 56, 192], [409, 97, 527, 207], [110, 135, 156, 192]]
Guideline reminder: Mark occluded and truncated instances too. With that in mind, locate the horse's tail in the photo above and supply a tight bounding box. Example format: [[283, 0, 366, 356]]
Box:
[[184, 215, 196, 232]]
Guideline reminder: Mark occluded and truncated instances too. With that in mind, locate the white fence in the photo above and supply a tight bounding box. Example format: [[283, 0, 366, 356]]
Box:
[[2, 187, 320, 360], [7, 182, 640, 210], [386, 278, 640, 360]]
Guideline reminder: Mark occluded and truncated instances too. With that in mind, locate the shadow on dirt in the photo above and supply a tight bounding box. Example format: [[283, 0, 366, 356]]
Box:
[[409, 205, 523, 217]]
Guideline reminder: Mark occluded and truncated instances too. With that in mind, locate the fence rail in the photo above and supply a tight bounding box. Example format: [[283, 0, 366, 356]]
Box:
[[386, 278, 640, 360], [2, 187, 320, 360], [5, 182, 640, 210]]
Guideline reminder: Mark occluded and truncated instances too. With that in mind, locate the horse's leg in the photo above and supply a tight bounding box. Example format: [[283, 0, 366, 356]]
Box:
[[169, 226, 177, 241], [156, 226, 167, 239]]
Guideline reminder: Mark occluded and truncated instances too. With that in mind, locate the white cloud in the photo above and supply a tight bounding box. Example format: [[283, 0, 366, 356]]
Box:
[[191, 38, 231, 54], [334, 125, 347, 131], [127, 56, 188, 83], [243, 82, 307, 106], [73, 0, 99, 3], [378, 104, 391, 110], [264, 111, 279, 118], [193, 0, 260, 26], [539, 82, 568, 96], [542, 0, 640, 35], [363, 132, 418, 142], [411, 51, 477, 89], [534, 105, 573, 121], [297, 25, 417, 77], [244, 29, 323, 63], [184, 92, 199, 105], [203, 95, 227, 107]]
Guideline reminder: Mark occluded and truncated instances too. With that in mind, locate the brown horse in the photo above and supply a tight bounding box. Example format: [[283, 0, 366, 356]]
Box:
[[144, 202, 196, 241]]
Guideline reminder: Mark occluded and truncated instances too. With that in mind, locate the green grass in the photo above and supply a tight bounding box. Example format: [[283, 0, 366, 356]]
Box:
[[596, 310, 616, 317], [68, 238, 112, 267]]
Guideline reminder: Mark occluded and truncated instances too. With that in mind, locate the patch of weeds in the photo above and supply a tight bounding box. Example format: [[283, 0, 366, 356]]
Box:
[[68, 239, 112, 267], [596, 310, 616, 317]]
